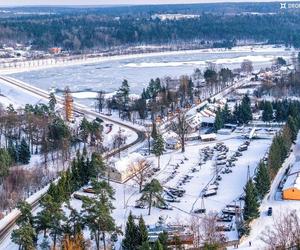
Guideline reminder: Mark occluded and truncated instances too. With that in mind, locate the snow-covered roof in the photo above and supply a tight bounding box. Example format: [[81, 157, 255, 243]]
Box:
[[200, 133, 217, 140], [283, 162, 300, 191], [113, 152, 144, 173], [201, 116, 215, 124], [163, 131, 178, 140]]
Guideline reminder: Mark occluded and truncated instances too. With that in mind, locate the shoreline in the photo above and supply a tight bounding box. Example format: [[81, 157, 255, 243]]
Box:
[[0, 44, 291, 75]]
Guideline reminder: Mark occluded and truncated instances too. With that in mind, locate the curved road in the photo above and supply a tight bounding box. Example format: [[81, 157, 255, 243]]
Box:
[[0, 75, 145, 246]]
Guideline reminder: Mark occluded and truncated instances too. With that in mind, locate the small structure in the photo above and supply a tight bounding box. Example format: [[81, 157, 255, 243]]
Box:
[[49, 47, 62, 54], [217, 128, 232, 135], [283, 162, 300, 200], [64, 87, 74, 122], [163, 131, 181, 150], [200, 133, 217, 142]]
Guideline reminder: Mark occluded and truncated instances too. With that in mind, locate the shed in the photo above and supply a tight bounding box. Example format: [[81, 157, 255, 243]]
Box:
[[200, 133, 217, 142]]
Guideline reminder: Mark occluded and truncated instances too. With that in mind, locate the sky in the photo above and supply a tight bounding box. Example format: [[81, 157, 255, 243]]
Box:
[[0, 0, 286, 6]]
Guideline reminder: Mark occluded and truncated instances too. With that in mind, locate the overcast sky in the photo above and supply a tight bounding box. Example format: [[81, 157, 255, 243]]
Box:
[[0, 0, 286, 7]]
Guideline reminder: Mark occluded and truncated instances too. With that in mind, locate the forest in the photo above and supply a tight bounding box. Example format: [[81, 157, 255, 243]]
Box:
[[1, 3, 300, 50]]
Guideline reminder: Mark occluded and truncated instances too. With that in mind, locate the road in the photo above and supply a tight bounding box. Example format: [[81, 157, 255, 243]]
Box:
[[0, 75, 146, 247], [0, 74, 251, 247]]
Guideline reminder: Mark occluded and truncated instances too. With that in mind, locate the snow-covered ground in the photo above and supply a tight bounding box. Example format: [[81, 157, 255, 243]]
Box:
[[61, 134, 273, 248], [233, 134, 300, 250]]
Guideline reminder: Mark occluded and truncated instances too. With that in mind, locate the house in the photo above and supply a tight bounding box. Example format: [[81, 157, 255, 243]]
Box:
[[108, 153, 144, 182], [282, 162, 300, 200], [163, 131, 181, 150]]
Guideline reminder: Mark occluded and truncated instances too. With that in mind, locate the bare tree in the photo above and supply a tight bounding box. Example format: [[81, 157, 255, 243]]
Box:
[[261, 210, 300, 249], [199, 213, 227, 248], [172, 112, 189, 153], [96, 91, 105, 113], [129, 159, 153, 192], [241, 60, 253, 74]]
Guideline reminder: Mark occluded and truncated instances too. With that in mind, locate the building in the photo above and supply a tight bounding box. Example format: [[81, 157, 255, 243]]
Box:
[[49, 47, 62, 54], [282, 162, 300, 200], [200, 133, 217, 142], [108, 152, 144, 182], [163, 131, 181, 150]]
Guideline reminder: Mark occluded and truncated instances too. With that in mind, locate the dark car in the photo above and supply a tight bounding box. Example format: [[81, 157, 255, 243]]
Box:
[[267, 207, 273, 216]]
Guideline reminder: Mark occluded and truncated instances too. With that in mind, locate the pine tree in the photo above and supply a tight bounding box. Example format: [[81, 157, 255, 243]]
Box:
[[152, 133, 164, 169], [137, 216, 148, 246], [243, 179, 259, 221], [153, 240, 164, 250], [35, 194, 66, 243], [221, 103, 232, 124], [49, 92, 57, 112], [214, 108, 223, 132], [158, 231, 168, 250], [82, 180, 116, 250], [11, 201, 36, 250], [139, 241, 151, 250], [18, 138, 31, 164], [140, 179, 164, 215], [7, 140, 17, 164], [16, 201, 34, 227], [287, 115, 298, 142], [0, 148, 12, 180], [262, 101, 273, 122], [11, 222, 36, 250], [255, 161, 271, 200], [122, 211, 139, 250], [90, 152, 106, 179]]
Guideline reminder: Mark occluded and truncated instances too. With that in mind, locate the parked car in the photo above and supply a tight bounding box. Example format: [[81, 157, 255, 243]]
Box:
[[194, 208, 206, 214], [203, 189, 217, 197], [238, 145, 248, 152]]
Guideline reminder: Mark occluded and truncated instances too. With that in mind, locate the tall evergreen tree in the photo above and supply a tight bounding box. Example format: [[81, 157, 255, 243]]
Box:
[[7, 140, 17, 163], [18, 138, 31, 164], [243, 179, 260, 221], [152, 133, 164, 169], [153, 240, 164, 250], [158, 231, 169, 250], [11, 201, 36, 250], [0, 148, 12, 180], [287, 115, 298, 142], [262, 101, 273, 122], [122, 211, 139, 250], [255, 161, 271, 200], [214, 108, 223, 132], [82, 180, 116, 250], [49, 92, 57, 112], [11, 222, 36, 250], [137, 216, 148, 246], [140, 179, 164, 215]]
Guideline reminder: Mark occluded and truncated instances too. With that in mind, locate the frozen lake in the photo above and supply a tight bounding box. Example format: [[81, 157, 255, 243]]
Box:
[[8, 46, 294, 95]]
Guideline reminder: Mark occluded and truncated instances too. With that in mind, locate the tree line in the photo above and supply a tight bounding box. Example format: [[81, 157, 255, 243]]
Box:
[[2, 11, 300, 50]]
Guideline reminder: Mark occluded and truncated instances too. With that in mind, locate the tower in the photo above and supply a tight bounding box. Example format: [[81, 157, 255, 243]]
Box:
[[64, 87, 74, 122]]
